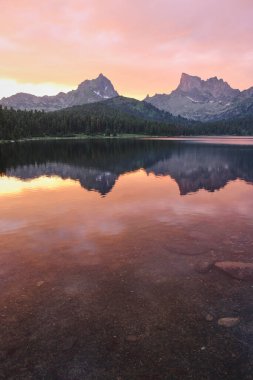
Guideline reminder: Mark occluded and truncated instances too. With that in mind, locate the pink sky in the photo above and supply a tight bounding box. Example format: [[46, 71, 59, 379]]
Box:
[[0, 0, 252, 99]]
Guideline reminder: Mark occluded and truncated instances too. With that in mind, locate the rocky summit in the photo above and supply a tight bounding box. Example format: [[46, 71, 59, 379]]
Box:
[[0, 74, 118, 111], [145, 73, 253, 121]]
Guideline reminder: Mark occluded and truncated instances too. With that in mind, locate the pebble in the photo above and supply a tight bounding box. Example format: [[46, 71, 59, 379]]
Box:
[[36, 281, 45, 287], [126, 335, 139, 342], [218, 317, 240, 328], [205, 313, 214, 322], [195, 261, 213, 274]]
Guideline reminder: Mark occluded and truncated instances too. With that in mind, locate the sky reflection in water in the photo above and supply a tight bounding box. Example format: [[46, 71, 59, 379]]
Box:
[[0, 138, 253, 379]]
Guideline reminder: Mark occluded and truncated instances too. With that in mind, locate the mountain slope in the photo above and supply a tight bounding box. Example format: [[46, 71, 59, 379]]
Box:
[[215, 96, 253, 120], [0, 74, 118, 111], [58, 96, 192, 126], [145, 73, 253, 122]]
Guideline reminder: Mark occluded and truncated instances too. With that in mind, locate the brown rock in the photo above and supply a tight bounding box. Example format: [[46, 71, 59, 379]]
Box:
[[195, 261, 213, 274], [36, 281, 45, 287], [205, 313, 214, 322], [126, 335, 139, 342], [218, 317, 240, 328], [214, 261, 253, 280]]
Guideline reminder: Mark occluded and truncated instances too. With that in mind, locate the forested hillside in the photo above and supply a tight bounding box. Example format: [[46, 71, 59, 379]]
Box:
[[0, 97, 253, 140]]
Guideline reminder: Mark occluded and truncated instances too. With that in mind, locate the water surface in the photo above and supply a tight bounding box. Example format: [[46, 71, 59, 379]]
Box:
[[0, 138, 253, 379]]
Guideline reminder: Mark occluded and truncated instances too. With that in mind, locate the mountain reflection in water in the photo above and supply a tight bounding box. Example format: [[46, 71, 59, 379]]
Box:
[[1, 138, 253, 195]]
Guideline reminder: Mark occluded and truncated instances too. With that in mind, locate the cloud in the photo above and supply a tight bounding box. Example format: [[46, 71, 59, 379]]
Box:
[[0, 0, 252, 98], [0, 37, 17, 51]]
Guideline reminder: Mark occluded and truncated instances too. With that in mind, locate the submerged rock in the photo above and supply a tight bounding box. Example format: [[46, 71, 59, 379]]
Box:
[[205, 313, 214, 322], [126, 335, 139, 342], [214, 261, 253, 280], [218, 317, 240, 328], [195, 261, 214, 274], [36, 281, 45, 287]]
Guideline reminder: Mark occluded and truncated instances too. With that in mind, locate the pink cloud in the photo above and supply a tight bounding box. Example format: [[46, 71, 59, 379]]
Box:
[[0, 0, 252, 98]]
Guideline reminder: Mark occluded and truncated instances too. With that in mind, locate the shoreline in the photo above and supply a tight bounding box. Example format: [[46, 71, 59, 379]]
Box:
[[0, 134, 147, 144], [1, 134, 253, 144]]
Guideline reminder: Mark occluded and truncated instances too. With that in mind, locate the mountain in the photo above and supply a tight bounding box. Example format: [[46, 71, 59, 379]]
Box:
[[2, 71, 253, 123], [176, 73, 239, 101], [145, 73, 253, 121], [0, 74, 118, 111]]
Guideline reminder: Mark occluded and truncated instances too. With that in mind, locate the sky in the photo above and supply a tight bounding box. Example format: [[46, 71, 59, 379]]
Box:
[[0, 0, 253, 99]]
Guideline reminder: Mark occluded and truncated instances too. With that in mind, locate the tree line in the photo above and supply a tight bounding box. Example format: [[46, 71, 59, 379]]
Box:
[[0, 103, 253, 140]]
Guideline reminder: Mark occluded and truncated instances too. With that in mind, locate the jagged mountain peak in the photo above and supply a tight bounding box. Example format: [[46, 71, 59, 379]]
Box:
[[78, 73, 113, 87], [177, 73, 202, 92], [176, 73, 237, 98], [98, 73, 108, 79], [0, 74, 118, 111], [146, 73, 248, 121], [77, 73, 117, 94]]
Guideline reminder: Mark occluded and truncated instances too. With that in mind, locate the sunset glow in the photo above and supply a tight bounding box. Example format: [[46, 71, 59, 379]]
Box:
[[0, 176, 75, 195], [0, 0, 252, 99]]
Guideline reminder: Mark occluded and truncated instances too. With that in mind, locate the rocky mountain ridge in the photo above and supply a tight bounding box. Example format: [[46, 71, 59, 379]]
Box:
[[145, 73, 253, 121], [0, 74, 118, 111], [1, 72, 253, 122]]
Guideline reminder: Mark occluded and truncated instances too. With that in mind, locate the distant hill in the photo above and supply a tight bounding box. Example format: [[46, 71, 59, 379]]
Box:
[[59, 96, 191, 125]]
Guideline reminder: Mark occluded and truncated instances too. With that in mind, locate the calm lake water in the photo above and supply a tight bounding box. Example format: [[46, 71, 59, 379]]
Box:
[[0, 138, 253, 379]]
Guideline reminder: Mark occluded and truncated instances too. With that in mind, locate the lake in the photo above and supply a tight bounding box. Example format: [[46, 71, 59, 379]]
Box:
[[0, 138, 253, 379]]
